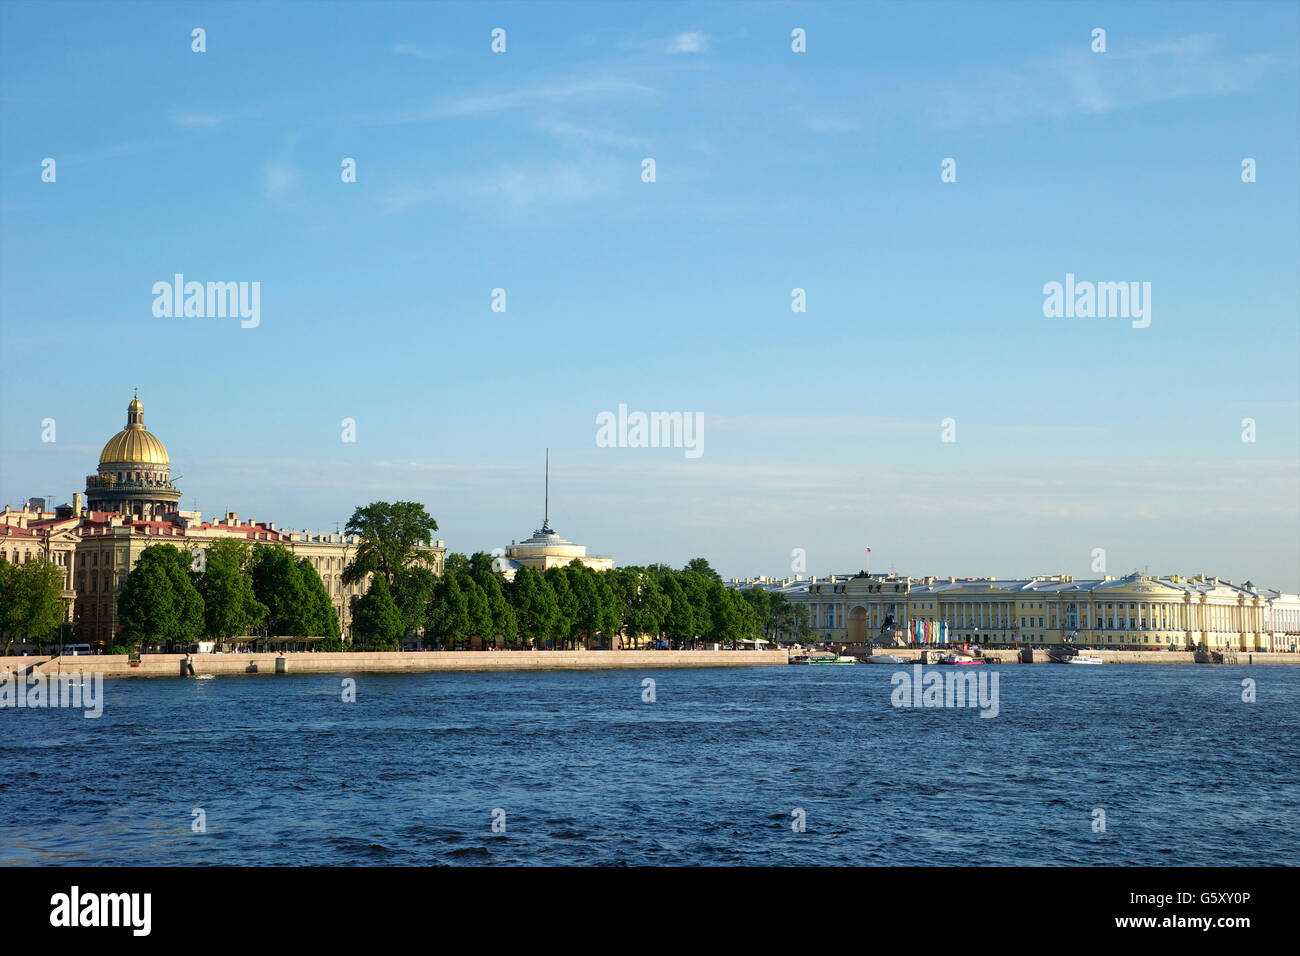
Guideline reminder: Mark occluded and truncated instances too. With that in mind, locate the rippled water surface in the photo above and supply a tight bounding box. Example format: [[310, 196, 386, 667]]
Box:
[[2, 664, 1296, 865]]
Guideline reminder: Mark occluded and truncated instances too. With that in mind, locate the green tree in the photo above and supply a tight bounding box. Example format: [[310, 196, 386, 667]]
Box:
[[565, 563, 622, 649], [661, 573, 697, 649], [766, 591, 810, 642], [352, 575, 403, 648], [195, 540, 266, 640], [0, 555, 67, 654], [739, 586, 771, 642], [475, 570, 517, 646], [609, 567, 668, 647], [684, 557, 722, 583], [297, 558, 340, 639], [117, 544, 203, 650], [427, 570, 470, 649], [677, 572, 712, 647], [392, 565, 438, 641], [341, 501, 439, 588], [463, 576, 493, 648], [544, 567, 577, 648], [705, 580, 742, 648], [249, 546, 309, 636], [593, 567, 623, 646], [443, 552, 471, 575], [507, 566, 558, 647], [733, 590, 763, 645], [197, 557, 267, 641], [204, 538, 253, 573], [467, 551, 499, 579]]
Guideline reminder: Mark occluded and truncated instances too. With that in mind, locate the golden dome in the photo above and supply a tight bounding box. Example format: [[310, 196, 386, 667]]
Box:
[[99, 392, 170, 465]]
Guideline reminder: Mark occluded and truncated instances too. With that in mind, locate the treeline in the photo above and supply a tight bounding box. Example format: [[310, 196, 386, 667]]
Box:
[[338, 502, 811, 650], [115, 539, 340, 651], [351, 552, 812, 650]]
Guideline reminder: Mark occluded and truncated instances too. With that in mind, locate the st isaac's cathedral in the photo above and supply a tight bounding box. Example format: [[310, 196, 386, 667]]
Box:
[[84, 391, 181, 519]]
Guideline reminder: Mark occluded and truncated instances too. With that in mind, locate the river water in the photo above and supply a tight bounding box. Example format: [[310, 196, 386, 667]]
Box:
[[2, 664, 1296, 865]]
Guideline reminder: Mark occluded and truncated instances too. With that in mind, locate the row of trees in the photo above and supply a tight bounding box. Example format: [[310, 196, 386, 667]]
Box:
[[349, 548, 812, 650], [337, 503, 811, 649], [116, 541, 339, 650]]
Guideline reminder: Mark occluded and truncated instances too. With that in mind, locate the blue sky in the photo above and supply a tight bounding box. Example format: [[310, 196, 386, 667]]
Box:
[[2, 1, 1298, 586]]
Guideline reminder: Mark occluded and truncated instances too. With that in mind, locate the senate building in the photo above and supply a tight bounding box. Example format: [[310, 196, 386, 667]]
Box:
[[788, 570, 1300, 653], [1, 392, 446, 649]]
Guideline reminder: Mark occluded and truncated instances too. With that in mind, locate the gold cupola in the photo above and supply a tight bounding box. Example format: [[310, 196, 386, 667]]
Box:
[[98, 390, 170, 465]]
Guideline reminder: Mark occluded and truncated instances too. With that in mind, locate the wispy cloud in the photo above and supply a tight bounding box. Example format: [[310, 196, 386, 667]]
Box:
[[262, 161, 301, 200], [666, 31, 707, 55], [796, 110, 865, 134], [380, 156, 623, 217], [392, 43, 444, 61], [926, 33, 1284, 128], [435, 76, 656, 118], [535, 118, 649, 150], [710, 414, 1105, 436], [171, 107, 266, 130]]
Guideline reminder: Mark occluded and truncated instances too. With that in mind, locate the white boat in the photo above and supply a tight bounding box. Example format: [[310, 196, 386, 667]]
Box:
[[936, 654, 984, 666], [866, 654, 904, 664], [1066, 655, 1104, 665], [791, 652, 857, 665]]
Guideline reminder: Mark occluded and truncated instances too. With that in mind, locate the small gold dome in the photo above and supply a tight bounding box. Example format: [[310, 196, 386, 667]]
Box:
[[99, 392, 170, 465]]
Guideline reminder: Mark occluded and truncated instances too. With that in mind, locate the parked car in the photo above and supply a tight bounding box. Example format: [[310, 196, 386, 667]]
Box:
[[61, 644, 92, 656]]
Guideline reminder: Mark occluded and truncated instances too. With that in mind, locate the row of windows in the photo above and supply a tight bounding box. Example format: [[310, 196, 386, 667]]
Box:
[[816, 601, 1264, 632]]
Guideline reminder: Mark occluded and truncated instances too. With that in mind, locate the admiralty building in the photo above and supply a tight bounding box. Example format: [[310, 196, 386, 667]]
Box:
[[1, 392, 445, 648]]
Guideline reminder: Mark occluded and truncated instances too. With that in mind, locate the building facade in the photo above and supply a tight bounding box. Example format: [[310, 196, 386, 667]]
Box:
[[1262, 590, 1300, 652], [2, 392, 446, 649], [791, 570, 1284, 652], [499, 519, 613, 579]]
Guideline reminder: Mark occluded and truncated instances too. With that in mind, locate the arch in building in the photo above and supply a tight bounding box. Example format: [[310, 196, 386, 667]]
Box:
[[847, 605, 869, 645]]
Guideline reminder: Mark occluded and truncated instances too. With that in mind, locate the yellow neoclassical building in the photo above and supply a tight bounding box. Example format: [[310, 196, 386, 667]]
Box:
[[793, 571, 1275, 651]]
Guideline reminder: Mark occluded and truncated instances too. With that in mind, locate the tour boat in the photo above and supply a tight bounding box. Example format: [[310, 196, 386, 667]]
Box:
[[936, 654, 984, 666], [1049, 647, 1104, 665], [791, 652, 857, 665]]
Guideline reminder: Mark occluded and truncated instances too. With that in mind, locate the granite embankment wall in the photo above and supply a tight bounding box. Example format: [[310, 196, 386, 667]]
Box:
[[1, 649, 789, 680], [4, 648, 1297, 681], [856, 648, 1299, 665]]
